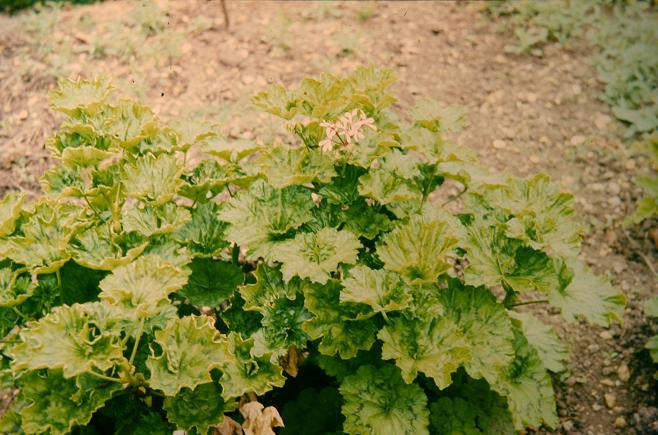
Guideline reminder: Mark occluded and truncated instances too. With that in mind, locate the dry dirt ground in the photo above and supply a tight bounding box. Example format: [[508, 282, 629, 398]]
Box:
[[0, 1, 656, 434]]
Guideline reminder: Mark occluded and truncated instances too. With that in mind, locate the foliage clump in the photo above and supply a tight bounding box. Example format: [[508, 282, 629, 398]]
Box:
[[0, 68, 625, 434]]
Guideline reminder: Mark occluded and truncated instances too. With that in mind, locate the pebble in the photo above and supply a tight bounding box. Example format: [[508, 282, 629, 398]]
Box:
[[526, 92, 538, 103], [594, 113, 611, 130], [492, 139, 506, 149], [572, 84, 582, 95], [570, 135, 586, 146], [614, 416, 627, 428], [530, 155, 540, 164], [624, 159, 636, 170], [592, 403, 603, 411], [17, 110, 28, 121], [617, 363, 630, 382], [604, 393, 616, 409], [562, 420, 574, 431], [599, 331, 613, 340], [607, 182, 621, 195]]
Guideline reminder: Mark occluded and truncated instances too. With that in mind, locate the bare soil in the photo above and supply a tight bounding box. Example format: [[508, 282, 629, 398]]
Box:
[[0, 1, 656, 433]]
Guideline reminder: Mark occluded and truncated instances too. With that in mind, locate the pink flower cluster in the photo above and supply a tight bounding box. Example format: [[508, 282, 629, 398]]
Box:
[[319, 109, 376, 152]]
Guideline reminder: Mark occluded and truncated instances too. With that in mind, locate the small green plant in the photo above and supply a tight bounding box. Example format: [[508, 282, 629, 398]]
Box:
[[0, 68, 625, 434], [626, 132, 658, 225], [488, 0, 658, 137], [645, 297, 658, 365]]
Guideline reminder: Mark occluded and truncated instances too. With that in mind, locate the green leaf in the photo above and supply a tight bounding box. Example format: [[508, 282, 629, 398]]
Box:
[[202, 136, 262, 161], [122, 154, 182, 205], [0, 200, 82, 273], [429, 397, 483, 435], [9, 303, 126, 378], [410, 98, 466, 133], [358, 168, 421, 205], [0, 192, 24, 237], [219, 332, 286, 399], [340, 365, 429, 435], [477, 174, 582, 257], [461, 218, 570, 294], [163, 382, 227, 433], [645, 296, 658, 317], [121, 203, 191, 237], [377, 216, 458, 284], [646, 335, 658, 363], [493, 330, 558, 431], [61, 146, 116, 168], [0, 268, 35, 307], [173, 201, 230, 257], [99, 254, 190, 319], [340, 265, 412, 315], [429, 376, 514, 435], [256, 146, 336, 188], [547, 259, 626, 327], [340, 200, 392, 240], [275, 227, 361, 284], [218, 180, 315, 260], [378, 313, 470, 388], [439, 279, 515, 384], [49, 77, 113, 116], [240, 264, 307, 314], [18, 369, 122, 435], [508, 311, 569, 373], [302, 280, 378, 359], [147, 315, 230, 396], [626, 196, 658, 225], [71, 225, 148, 271], [177, 258, 243, 307], [104, 101, 159, 148], [254, 294, 311, 358], [252, 84, 299, 119]]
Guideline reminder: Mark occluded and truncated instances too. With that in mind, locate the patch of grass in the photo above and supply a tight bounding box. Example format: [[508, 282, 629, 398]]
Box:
[[488, 0, 658, 138]]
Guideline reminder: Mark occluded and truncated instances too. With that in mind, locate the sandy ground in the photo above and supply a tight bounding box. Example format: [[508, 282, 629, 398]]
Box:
[[0, 1, 656, 433]]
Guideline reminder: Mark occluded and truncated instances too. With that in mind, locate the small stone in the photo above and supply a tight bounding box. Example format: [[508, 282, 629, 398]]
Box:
[[608, 182, 621, 195], [17, 110, 28, 121], [526, 92, 538, 103], [592, 403, 602, 411], [614, 416, 627, 428], [595, 113, 611, 130], [617, 363, 630, 382], [241, 75, 255, 85], [625, 160, 636, 170], [494, 54, 506, 64], [599, 331, 613, 340], [493, 139, 506, 149], [540, 135, 550, 144], [600, 378, 615, 387], [604, 393, 616, 409], [562, 420, 574, 431], [530, 155, 540, 164], [572, 84, 582, 95], [570, 135, 586, 146]]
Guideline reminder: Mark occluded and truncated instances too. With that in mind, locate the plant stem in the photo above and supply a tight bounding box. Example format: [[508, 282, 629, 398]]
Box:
[[12, 306, 29, 321], [509, 299, 549, 308], [87, 370, 123, 384], [441, 186, 468, 207], [231, 243, 240, 265], [129, 318, 145, 366]]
